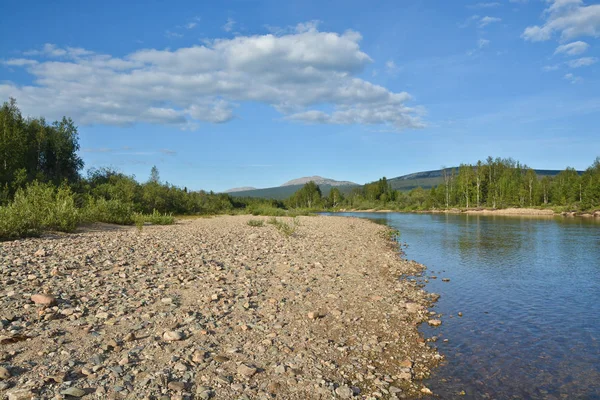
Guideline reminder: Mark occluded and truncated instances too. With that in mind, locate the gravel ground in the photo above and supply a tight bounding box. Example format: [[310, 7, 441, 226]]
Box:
[[0, 215, 441, 399]]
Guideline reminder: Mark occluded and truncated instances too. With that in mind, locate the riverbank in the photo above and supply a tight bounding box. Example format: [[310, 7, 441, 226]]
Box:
[[338, 208, 600, 218], [0, 215, 441, 399]]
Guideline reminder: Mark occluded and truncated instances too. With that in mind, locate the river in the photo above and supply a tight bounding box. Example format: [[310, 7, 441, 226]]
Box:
[[324, 212, 600, 399]]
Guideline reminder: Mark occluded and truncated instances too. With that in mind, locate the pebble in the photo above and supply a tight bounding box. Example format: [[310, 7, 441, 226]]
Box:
[[167, 381, 186, 391], [60, 387, 87, 397], [237, 363, 257, 377], [163, 331, 184, 341], [335, 385, 354, 398], [7, 389, 34, 400], [0, 366, 11, 380], [427, 319, 442, 326], [30, 293, 56, 306]]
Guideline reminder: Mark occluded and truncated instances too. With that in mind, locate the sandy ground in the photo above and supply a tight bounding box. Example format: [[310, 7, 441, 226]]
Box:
[[0, 215, 441, 399]]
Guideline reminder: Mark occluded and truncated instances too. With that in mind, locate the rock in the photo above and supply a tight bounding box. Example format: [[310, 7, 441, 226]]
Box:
[[123, 332, 136, 342], [427, 319, 442, 326], [61, 387, 87, 397], [168, 381, 186, 391], [7, 389, 34, 400], [163, 331, 184, 341], [458, 312, 463, 317], [237, 363, 257, 378], [0, 366, 10, 380], [442, 278, 450, 282], [405, 303, 420, 313], [30, 293, 56, 306], [34, 248, 46, 257], [307, 311, 324, 319], [274, 364, 286, 374], [335, 385, 354, 398], [421, 387, 433, 395]]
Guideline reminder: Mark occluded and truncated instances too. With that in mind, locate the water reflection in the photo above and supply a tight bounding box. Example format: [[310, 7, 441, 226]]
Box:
[[323, 212, 600, 400]]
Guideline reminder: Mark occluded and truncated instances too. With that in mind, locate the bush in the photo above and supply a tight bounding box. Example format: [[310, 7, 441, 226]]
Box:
[[82, 197, 135, 225], [247, 219, 264, 227], [134, 209, 175, 225], [0, 181, 79, 240], [247, 204, 287, 216]]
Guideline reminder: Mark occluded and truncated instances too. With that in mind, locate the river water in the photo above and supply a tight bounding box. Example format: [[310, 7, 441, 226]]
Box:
[[324, 212, 600, 400]]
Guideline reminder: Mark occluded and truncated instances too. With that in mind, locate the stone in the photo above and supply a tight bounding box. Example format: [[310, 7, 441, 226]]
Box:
[[427, 319, 442, 327], [30, 293, 56, 306], [0, 366, 10, 380], [307, 311, 324, 319], [60, 387, 87, 397], [124, 332, 136, 342], [163, 331, 184, 341], [335, 385, 354, 398], [34, 248, 46, 257], [237, 363, 257, 377], [168, 381, 186, 391], [7, 389, 34, 400], [442, 278, 450, 282]]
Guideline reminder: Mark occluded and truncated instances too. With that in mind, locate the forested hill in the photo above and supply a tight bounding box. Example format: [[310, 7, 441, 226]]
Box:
[[228, 168, 576, 200], [388, 168, 580, 192], [227, 183, 358, 200]]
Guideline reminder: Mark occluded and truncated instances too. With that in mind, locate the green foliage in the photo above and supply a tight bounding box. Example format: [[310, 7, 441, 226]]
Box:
[[286, 181, 323, 209], [247, 219, 265, 227], [267, 217, 300, 237], [82, 198, 135, 225], [141, 209, 175, 225], [0, 181, 79, 240]]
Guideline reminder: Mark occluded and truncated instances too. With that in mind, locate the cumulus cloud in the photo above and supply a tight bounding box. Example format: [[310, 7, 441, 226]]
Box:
[[470, 2, 501, 9], [566, 56, 598, 67], [0, 25, 424, 131], [554, 40, 589, 55], [522, 0, 600, 41]]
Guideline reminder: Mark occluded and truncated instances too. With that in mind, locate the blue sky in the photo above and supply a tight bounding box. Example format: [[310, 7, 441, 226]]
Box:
[[1, 0, 599, 191]]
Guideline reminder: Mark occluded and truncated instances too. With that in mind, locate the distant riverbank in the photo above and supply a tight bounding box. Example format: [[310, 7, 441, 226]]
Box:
[[336, 208, 600, 218]]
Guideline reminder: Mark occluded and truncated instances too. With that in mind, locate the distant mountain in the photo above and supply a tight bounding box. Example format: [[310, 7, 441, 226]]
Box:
[[281, 176, 357, 187], [224, 186, 257, 193]]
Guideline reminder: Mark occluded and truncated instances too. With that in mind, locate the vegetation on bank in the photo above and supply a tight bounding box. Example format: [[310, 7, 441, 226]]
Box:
[[280, 157, 600, 213], [0, 99, 291, 240]]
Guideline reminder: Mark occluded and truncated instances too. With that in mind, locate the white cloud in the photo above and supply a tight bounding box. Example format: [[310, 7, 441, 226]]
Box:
[[554, 40, 589, 55], [165, 30, 183, 39], [0, 25, 424, 131], [566, 56, 598, 67], [223, 18, 236, 32], [470, 2, 501, 8], [478, 38, 491, 48], [479, 16, 502, 27], [1, 58, 39, 67], [185, 22, 197, 29], [385, 60, 401, 75], [543, 64, 561, 71], [564, 72, 582, 83], [522, 1, 600, 41]]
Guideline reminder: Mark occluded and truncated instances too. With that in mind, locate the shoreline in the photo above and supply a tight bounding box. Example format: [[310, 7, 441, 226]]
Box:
[[0, 215, 441, 399], [336, 207, 600, 218]]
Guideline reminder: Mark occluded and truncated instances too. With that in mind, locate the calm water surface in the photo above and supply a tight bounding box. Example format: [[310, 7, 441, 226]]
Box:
[[326, 212, 600, 400]]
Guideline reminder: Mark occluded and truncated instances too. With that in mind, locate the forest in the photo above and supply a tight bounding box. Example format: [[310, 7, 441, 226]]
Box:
[[1, 98, 599, 239], [285, 158, 600, 212]]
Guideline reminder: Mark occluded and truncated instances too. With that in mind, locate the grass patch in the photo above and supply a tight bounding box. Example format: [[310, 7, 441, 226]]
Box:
[[247, 219, 265, 227], [267, 217, 300, 237]]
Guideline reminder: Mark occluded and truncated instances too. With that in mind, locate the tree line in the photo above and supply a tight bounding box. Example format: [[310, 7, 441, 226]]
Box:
[[285, 158, 600, 212]]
